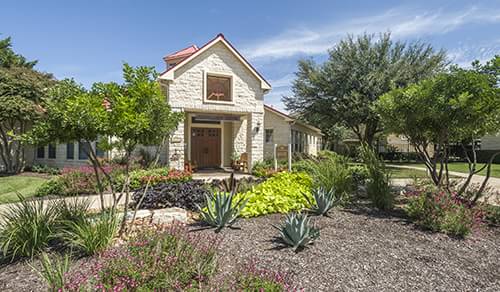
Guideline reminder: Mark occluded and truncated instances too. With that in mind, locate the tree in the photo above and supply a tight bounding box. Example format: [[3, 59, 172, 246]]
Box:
[[284, 33, 447, 146], [377, 59, 500, 199], [0, 36, 54, 173], [28, 64, 182, 229]]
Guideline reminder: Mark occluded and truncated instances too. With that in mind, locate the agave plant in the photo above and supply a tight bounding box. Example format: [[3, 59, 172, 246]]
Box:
[[273, 213, 319, 251], [304, 187, 339, 216], [198, 191, 248, 232]]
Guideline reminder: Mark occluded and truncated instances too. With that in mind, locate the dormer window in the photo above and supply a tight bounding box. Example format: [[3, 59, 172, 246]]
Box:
[[206, 74, 232, 102]]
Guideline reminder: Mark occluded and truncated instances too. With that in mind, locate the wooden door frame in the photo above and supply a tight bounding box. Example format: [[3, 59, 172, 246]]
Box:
[[187, 116, 224, 168]]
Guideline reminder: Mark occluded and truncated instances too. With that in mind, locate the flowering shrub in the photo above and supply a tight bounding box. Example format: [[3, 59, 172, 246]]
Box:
[[236, 172, 313, 218], [124, 168, 192, 190], [405, 186, 485, 237], [64, 223, 220, 291]]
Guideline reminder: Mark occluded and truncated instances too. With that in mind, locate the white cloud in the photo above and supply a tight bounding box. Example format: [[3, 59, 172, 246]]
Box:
[[448, 40, 500, 67], [243, 6, 500, 60], [268, 73, 295, 88]]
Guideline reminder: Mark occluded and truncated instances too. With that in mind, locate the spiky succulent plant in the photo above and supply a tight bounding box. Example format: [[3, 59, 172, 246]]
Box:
[[273, 213, 319, 251], [198, 191, 248, 232], [304, 187, 339, 216]]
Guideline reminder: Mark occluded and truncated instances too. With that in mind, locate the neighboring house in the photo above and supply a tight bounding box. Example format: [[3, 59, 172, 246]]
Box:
[[21, 34, 322, 172], [263, 105, 323, 159], [481, 134, 500, 151]]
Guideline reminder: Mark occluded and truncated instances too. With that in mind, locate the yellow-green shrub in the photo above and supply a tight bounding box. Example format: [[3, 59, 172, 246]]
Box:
[[236, 172, 313, 218]]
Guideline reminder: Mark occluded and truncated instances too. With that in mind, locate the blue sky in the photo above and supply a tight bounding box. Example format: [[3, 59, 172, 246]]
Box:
[[2, 0, 499, 111]]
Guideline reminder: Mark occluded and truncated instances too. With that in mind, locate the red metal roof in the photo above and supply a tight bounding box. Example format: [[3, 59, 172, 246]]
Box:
[[163, 45, 199, 61]]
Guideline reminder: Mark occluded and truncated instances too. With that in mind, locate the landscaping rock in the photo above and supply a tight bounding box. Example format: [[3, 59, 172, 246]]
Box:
[[151, 207, 188, 224], [124, 207, 188, 224]]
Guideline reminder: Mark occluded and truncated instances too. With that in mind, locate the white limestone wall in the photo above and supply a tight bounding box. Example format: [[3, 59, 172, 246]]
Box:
[[167, 42, 264, 114], [232, 117, 247, 158], [247, 112, 264, 169], [263, 109, 291, 159], [167, 113, 186, 170]]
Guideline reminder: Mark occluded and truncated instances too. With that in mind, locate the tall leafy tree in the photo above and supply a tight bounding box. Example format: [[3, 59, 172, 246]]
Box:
[[0, 36, 54, 173], [284, 33, 447, 146], [29, 64, 182, 226], [377, 59, 500, 199]]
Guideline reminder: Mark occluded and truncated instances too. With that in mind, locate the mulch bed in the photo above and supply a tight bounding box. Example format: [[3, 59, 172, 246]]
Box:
[[1, 205, 499, 291], [192, 205, 500, 292]]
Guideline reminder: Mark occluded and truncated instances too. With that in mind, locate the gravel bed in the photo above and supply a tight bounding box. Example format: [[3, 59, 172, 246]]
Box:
[[192, 206, 500, 291], [1, 205, 499, 291]]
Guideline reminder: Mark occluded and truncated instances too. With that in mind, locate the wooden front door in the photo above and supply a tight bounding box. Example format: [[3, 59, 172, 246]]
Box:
[[190, 127, 221, 168]]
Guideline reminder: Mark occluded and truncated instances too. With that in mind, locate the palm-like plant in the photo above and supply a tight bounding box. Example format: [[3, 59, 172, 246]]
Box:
[[304, 187, 339, 216], [198, 191, 248, 232], [274, 213, 319, 251]]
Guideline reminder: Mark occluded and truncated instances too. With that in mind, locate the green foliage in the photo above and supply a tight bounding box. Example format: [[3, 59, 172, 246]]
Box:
[[62, 211, 118, 256], [236, 172, 313, 218], [377, 60, 500, 189], [348, 164, 369, 186], [199, 192, 248, 232], [295, 154, 354, 201], [0, 36, 54, 173], [273, 213, 320, 251], [405, 188, 480, 237], [484, 205, 500, 225], [284, 32, 446, 145], [252, 159, 287, 177], [35, 178, 65, 197], [359, 145, 393, 210], [31, 164, 61, 175], [64, 225, 219, 290], [0, 196, 60, 260], [32, 252, 71, 292], [121, 167, 192, 190], [305, 187, 339, 216], [0, 36, 37, 68]]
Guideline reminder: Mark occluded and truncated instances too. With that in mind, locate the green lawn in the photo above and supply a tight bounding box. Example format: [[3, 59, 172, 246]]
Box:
[[0, 175, 48, 204], [388, 162, 500, 178]]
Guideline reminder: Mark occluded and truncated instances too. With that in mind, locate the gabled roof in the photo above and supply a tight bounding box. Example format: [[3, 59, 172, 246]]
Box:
[[264, 105, 323, 135], [163, 45, 198, 61], [159, 34, 271, 91]]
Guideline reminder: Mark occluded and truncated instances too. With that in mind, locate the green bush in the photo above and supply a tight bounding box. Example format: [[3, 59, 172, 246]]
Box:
[[484, 204, 500, 225], [405, 187, 482, 237], [120, 168, 192, 190], [62, 211, 118, 256], [359, 145, 393, 210], [295, 155, 354, 201], [236, 172, 313, 218], [64, 225, 219, 290], [35, 178, 65, 197], [252, 160, 287, 178], [31, 164, 61, 175], [0, 197, 60, 260], [348, 164, 369, 186]]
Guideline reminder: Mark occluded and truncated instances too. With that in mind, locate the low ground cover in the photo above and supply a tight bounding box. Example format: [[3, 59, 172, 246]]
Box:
[[0, 175, 48, 204]]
